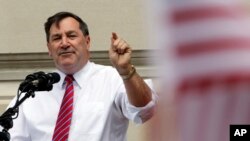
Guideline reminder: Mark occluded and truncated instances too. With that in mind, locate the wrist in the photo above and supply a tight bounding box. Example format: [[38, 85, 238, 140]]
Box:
[[119, 65, 136, 80], [117, 64, 132, 75]]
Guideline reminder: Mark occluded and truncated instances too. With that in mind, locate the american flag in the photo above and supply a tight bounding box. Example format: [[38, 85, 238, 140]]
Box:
[[147, 0, 250, 141]]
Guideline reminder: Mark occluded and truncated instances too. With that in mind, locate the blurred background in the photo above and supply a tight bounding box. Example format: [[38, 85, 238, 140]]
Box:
[[0, 0, 250, 141], [147, 0, 250, 141]]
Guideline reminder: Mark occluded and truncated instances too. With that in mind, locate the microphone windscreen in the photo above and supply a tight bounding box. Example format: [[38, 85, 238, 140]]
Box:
[[49, 72, 60, 83]]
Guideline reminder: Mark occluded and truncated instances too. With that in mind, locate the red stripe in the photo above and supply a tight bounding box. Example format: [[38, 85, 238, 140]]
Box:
[[171, 5, 246, 24], [177, 72, 250, 94], [175, 38, 250, 57]]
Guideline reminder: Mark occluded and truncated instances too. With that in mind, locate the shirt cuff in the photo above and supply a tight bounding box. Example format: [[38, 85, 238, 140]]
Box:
[[126, 94, 157, 124]]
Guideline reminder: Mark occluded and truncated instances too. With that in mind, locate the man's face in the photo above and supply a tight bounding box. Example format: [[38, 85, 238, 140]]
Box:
[[47, 17, 90, 74]]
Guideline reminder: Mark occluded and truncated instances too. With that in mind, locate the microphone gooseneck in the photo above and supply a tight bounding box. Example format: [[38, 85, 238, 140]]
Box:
[[19, 72, 60, 92]]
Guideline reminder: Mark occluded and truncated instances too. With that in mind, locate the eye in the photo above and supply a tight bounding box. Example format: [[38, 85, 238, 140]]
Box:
[[53, 37, 60, 41], [68, 34, 77, 39], [51, 36, 61, 41]]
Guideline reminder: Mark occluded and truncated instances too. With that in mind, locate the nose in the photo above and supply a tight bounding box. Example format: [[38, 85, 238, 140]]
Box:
[[60, 36, 70, 48]]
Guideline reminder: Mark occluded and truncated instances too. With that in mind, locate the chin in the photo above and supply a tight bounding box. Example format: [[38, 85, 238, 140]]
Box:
[[59, 66, 76, 74], [56, 60, 73, 68], [58, 58, 75, 66]]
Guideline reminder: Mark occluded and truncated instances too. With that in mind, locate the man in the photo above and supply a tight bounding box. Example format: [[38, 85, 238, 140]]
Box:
[[8, 12, 156, 141]]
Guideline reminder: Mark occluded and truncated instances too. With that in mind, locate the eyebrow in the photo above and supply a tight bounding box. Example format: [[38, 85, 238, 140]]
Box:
[[66, 30, 78, 35], [50, 30, 78, 38], [52, 30, 77, 36], [51, 33, 61, 38]]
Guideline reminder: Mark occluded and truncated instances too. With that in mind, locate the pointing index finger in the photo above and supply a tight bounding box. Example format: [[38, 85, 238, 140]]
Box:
[[112, 32, 118, 40]]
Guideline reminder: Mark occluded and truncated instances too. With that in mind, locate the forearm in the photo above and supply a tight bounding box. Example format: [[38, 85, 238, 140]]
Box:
[[123, 72, 152, 107]]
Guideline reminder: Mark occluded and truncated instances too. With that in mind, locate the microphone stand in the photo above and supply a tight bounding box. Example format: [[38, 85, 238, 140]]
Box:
[[0, 71, 59, 141], [0, 89, 36, 141]]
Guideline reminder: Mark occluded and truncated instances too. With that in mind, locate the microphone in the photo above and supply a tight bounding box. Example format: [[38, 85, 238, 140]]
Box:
[[19, 72, 60, 92], [20, 71, 45, 85]]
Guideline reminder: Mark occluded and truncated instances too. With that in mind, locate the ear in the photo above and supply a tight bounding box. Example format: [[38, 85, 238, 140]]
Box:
[[86, 36, 91, 50], [47, 43, 52, 57]]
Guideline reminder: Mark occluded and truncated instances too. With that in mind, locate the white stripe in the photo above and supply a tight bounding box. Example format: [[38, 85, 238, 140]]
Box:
[[62, 89, 73, 103], [168, 0, 241, 11], [171, 18, 250, 44], [178, 89, 201, 141], [66, 83, 73, 89], [232, 83, 250, 123], [53, 125, 70, 141], [204, 87, 228, 141], [57, 102, 73, 120], [54, 115, 72, 133], [174, 49, 250, 81]]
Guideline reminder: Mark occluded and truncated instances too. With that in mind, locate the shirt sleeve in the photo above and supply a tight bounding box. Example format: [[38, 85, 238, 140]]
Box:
[[7, 97, 31, 141], [115, 79, 158, 124]]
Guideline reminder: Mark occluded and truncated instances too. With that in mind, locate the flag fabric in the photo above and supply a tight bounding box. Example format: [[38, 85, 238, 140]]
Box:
[[148, 0, 250, 141]]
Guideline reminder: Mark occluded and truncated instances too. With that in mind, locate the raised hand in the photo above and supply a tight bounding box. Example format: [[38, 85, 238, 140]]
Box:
[[109, 32, 132, 75]]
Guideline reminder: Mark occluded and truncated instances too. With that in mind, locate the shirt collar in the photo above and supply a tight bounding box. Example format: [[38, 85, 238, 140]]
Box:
[[56, 61, 92, 89], [72, 61, 91, 89]]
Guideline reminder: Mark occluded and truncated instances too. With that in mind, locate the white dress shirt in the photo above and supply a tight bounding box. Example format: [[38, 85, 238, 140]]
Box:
[[8, 61, 157, 141]]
